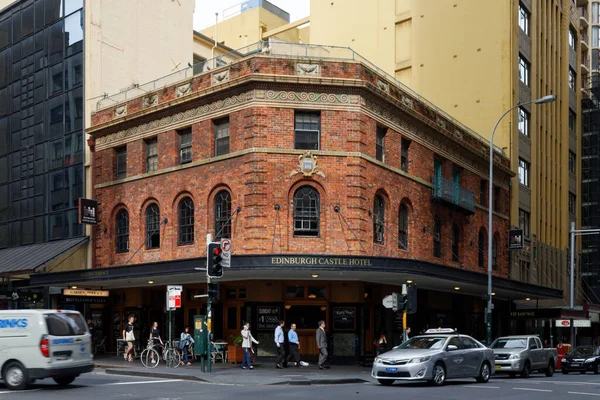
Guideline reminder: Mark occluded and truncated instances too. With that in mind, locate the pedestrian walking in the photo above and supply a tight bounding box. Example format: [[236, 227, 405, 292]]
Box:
[[241, 322, 259, 369], [274, 320, 285, 369], [179, 326, 194, 366], [287, 323, 301, 367], [375, 331, 387, 356], [123, 315, 135, 362], [149, 321, 163, 363], [316, 320, 328, 370]]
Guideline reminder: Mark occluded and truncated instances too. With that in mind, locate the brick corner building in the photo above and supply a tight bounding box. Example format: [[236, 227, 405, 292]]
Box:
[[32, 42, 562, 359]]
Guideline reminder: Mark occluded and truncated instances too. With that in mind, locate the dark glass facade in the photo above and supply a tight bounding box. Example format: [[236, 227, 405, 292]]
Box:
[[582, 76, 600, 302], [0, 0, 84, 248]]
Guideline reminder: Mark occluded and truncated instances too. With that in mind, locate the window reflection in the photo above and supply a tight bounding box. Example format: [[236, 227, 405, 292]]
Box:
[[64, 11, 82, 56], [64, 54, 82, 89]]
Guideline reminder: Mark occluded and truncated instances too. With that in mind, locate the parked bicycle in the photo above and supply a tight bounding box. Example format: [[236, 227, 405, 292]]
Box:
[[141, 340, 181, 368]]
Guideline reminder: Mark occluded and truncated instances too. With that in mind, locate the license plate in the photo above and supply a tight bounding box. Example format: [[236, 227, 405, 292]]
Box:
[[385, 368, 398, 373], [495, 365, 501, 370], [571, 364, 580, 367]]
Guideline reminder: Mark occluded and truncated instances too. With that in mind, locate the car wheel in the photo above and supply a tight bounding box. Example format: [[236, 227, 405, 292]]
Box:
[[520, 361, 531, 378], [53, 376, 75, 386], [594, 364, 599, 375], [476, 362, 491, 383], [545, 361, 555, 377], [429, 362, 446, 386], [2, 361, 28, 391], [562, 369, 569, 374], [377, 379, 394, 386]]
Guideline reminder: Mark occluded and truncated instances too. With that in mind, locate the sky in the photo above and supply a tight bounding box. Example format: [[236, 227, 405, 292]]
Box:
[[193, 0, 310, 31]]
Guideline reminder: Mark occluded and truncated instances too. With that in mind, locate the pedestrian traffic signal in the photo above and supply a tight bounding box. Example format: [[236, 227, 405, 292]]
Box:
[[207, 282, 219, 300], [207, 242, 223, 278], [405, 284, 417, 314]]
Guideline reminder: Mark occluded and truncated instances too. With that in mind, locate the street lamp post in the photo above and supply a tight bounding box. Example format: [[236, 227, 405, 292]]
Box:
[[487, 95, 556, 345]]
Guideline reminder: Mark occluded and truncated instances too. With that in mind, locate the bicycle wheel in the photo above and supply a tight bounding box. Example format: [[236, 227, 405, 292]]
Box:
[[165, 349, 181, 368], [141, 349, 159, 369]]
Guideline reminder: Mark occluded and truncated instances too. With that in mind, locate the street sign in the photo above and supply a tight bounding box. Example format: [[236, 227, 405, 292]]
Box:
[[221, 239, 232, 253], [382, 295, 394, 309], [573, 319, 591, 328], [555, 319, 571, 327], [221, 239, 231, 268], [167, 285, 182, 311]]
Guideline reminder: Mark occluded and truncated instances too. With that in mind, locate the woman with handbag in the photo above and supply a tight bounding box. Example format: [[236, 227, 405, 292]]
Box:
[[179, 326, 194, 366], [122, 315, 135, 362], [241, 322, 259, 369]]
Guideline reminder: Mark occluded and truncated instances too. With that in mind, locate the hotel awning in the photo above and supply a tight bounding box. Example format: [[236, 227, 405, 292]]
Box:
[[29, 254, 562, 301]]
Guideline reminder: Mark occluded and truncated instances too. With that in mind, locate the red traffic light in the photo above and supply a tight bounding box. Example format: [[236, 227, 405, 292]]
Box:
[[213, 247, 222, 256]]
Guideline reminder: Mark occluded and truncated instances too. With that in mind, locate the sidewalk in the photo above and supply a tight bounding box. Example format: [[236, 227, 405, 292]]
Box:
[[93, 354, 373, 386]]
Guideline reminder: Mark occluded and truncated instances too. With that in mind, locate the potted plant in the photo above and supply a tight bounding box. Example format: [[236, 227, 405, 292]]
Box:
[[227, 334, 244, 363]]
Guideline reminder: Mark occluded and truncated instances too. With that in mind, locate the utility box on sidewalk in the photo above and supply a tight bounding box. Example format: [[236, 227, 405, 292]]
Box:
[[193, 315, 208, 356]]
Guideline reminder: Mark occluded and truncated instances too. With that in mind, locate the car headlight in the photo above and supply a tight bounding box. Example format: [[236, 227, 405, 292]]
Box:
[[374, 358, 383, 364], [509, 354, 521, 360], [585, 359, 594, 363], [408, 356, 431, 364]]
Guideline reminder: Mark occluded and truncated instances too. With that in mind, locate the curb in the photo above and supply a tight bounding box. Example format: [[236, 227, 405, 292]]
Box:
[[267, 377, 367, 386], [104, 368, 209, 383], [104, 367, 368, 386]]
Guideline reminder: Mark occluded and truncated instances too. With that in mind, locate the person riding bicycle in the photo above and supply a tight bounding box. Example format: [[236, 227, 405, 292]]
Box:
[[179, 326, 194, 366], [149, 321, 163, 363]]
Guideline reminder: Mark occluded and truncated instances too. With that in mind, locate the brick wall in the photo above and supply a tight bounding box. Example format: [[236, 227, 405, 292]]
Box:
[[92, 105, 509, 277]]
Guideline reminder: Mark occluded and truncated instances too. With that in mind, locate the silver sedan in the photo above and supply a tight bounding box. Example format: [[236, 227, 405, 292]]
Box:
[[371, 329, 495, 386]]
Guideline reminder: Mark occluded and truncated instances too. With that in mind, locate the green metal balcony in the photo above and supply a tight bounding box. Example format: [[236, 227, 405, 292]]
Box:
[[432, 175, 475, 214]]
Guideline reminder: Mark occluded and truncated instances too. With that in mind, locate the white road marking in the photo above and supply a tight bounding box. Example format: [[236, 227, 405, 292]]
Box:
[[568, 392, 600, 397], [463, 385, 500, 389], [530, 380, 600, 385], [96, 379, 183, 386], [0, 389, 41, 395], [513, 387, 553, 392]]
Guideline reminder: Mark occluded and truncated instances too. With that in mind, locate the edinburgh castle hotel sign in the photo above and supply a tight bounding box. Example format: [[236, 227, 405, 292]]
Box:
[[270, 256, 373, 267]]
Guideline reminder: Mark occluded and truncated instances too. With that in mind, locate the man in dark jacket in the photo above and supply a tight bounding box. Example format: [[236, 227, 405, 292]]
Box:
[[316, 320, 328, 370]]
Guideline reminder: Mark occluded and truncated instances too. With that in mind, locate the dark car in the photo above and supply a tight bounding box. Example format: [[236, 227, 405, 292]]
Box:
[[561, 346, 600, 374]]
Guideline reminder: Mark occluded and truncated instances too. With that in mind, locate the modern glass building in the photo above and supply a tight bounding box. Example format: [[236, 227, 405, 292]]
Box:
[[0, 0, 84, 249]]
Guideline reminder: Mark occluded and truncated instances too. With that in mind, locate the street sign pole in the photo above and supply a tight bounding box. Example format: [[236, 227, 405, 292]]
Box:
[[206, 233, 212, 373]]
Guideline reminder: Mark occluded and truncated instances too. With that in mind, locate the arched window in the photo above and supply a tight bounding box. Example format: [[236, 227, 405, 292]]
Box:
[[398, 204, 409, 250], [452, 224, 460, 262], [373, 195, 385, 244], [293, 186, 320, 236], [214, 191, 232, 240], [178, 197, 194, 245], [478, 228, 486, 268], [492, 234, 498, 270], [116, 209, 129, 253], [146, 204, 160, 249], [433, 216, 442, 258]]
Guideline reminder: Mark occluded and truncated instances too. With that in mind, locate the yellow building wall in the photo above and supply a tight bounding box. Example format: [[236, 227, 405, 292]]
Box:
[[200, 7, 297, 51], [406, 0, 512, 152], [309, 0, 395, 74]]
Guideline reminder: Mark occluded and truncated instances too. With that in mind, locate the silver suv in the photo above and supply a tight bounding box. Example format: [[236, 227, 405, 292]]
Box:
[[371, 329, 495, 386]]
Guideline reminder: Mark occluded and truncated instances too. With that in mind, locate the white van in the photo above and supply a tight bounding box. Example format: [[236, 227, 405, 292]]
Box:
[[0, 309, 94, 390]]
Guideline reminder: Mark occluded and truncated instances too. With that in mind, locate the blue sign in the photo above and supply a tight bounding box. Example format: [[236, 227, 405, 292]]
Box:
[[0, 318, 28, 328], [51, 338, 74, 345]]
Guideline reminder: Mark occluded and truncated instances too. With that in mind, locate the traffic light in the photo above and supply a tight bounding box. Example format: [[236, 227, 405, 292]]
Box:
[[207, 242, 223, 278], [207, 282, 219, 300], [405, 284, 417, 314]]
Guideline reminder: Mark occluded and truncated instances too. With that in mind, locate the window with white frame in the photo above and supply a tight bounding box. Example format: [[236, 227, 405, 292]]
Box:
[[519, 3, 529, 35], [569, 68, 576, 91], [519, 55, 530, 86], [518, 107, 529, 137], [145, 138, 158, 173], [518, 158, 529, 187]]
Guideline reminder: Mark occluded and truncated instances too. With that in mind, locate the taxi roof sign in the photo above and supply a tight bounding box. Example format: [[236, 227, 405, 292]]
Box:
[[425, 328, 456, 334]]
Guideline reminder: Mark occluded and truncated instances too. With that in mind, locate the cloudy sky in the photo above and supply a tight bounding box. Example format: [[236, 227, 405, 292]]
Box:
[[194, 0, 310, 31]]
